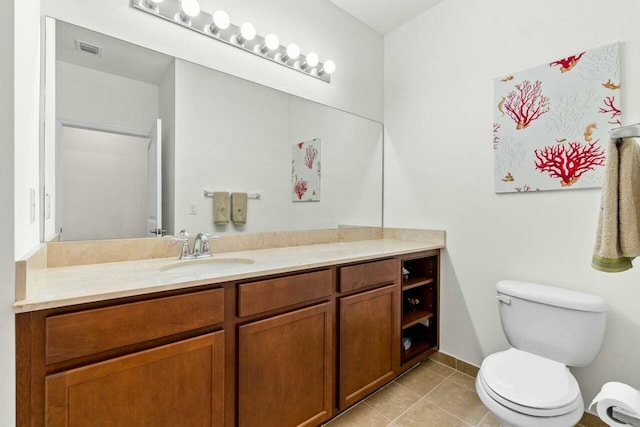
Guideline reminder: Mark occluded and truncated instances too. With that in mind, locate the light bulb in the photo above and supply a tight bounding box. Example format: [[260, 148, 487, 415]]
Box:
[[281, 43, 300, 62], [320, 60, 336, 75], [303, 52, 319, 69], [236, 22, 256, 45], [182, 0, 200, 17], [261, 34, 279, 53], [143, 0, 162, 11], [210, 10, 230, 34], [179, 0, 200, 24]]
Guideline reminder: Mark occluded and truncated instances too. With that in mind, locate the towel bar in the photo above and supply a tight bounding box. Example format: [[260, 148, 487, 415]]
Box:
[[610, 122, 640, 139], [203, 190, 261, 200]]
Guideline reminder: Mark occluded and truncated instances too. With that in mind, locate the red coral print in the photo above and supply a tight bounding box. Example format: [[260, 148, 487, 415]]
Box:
[[304, 146, 318, 169], [504, 80, 550, 130], [549, 52, 585, 73], [293, 176, 308, 200], [599, 96, 622, 125], [534, 141, 605, 187]]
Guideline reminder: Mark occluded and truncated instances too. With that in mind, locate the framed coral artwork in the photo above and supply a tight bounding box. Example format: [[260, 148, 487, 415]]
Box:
[[291, 138, 321, 202], [493, 42, 620, 193]]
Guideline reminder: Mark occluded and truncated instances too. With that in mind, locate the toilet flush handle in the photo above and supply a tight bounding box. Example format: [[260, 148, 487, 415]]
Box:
[[496, 295, 511, 304]]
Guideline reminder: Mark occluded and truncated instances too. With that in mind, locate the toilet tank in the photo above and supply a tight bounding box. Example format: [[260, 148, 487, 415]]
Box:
[[496, 280, 607, 367]]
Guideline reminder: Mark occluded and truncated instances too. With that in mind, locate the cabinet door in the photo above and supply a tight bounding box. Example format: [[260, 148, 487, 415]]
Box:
[[339, 284, 399, 409], [238, 303, 333, 427], [45, 332, 225, 427]]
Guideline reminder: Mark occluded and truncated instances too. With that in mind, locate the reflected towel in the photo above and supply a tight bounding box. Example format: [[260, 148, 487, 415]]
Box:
[[231, 192, 248, 225], [592, 138, 640, 272], [213, 192, 229, 225]]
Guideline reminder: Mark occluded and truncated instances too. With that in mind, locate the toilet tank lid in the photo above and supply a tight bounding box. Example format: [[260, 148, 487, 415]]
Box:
[[497, 280, 608, 313]]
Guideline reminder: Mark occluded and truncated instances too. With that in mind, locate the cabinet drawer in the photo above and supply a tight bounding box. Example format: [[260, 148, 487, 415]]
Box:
[[45, 288, 225, 365], [238, 270, 332, 317], [339, 258, 398, 292]]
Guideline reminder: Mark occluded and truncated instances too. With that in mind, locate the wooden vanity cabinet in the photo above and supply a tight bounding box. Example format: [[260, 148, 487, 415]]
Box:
[[45, 332, 225, 427], [400, 250, 440, 368], [17, 250, 441, 427], [237, 303, 334, 427], [236, 270, 334, 427], [338, 283, 399, 410], [337, 258, 400, 410], [17, 287, 227, 427]]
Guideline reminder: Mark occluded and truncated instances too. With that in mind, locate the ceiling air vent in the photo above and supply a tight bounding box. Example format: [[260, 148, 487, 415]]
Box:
[[74, 40, 103, 57]]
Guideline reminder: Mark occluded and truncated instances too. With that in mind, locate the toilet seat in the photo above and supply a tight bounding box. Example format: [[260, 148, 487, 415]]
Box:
[[479, 348, 582, 417]]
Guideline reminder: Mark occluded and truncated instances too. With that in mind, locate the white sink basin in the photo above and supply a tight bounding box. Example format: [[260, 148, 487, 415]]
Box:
[[161, 257, 255, 274]]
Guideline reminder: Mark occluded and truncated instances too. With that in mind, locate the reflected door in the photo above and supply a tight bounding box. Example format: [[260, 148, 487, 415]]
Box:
[[147, 119, 162, 236]]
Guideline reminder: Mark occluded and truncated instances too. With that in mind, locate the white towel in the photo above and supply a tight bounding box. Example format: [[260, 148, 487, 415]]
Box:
[[592, 138, 640, 272]]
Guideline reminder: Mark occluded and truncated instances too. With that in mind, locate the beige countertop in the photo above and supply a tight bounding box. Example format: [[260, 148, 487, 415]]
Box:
[[14, 238, 443, 313]]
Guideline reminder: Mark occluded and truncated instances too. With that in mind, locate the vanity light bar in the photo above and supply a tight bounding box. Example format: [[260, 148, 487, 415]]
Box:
[[131, 0, 335, 83]]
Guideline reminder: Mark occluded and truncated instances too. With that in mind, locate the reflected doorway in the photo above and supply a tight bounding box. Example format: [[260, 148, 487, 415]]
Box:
[[56, 120, 162, 241]]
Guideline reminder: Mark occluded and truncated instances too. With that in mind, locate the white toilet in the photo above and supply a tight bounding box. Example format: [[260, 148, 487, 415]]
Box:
[[476, 280, 607, 427]]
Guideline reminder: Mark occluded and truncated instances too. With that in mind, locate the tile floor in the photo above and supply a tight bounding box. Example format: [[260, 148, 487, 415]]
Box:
[[323, 358, 596, 427]]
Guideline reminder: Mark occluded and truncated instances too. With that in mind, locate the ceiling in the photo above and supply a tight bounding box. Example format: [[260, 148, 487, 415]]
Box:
[[56, 21, 173, 85], [328, 0, 443, 34]]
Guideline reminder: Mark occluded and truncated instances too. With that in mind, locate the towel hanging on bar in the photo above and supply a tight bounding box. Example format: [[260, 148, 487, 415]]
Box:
[[592, 138, 640, 272], [213, 192, 230, 225]]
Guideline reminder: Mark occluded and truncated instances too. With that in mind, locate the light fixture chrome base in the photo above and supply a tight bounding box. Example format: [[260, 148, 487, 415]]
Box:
[[131, 0, 331, 83]]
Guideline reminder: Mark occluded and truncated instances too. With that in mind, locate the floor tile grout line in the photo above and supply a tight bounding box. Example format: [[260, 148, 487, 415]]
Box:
[[423, 379, 483, 426], [384, 376, 451, 426], [392, 374, 445, 398], [424, 393, 480, 427], [361, 400, 393, 423], [476, 410, 494, 427], [385, 387, 478, 427], [422, 360, 457, 378]]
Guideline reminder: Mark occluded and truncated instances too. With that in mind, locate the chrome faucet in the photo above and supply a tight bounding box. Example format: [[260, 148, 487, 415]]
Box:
[[193, 233, 212, 258], [172, 230, 219, 260]]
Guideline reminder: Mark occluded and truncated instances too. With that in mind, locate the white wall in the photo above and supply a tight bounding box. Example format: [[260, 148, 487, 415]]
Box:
[[384, 0, 640, 407], [57, 61, 159, 131], [15, 0, 41, 260], [1, 0, 16, 423], [9, 0, 41, 423], [172, 59, 383, 234], [41, 0, 384, 122]]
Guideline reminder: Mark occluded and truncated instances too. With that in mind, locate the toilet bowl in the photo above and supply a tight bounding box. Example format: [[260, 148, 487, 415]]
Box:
[[477, 280, 607, 427], [476, 349, 584, 427]]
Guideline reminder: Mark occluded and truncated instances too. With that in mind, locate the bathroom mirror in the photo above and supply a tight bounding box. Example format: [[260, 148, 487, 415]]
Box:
[[43, 19, 383, 242]]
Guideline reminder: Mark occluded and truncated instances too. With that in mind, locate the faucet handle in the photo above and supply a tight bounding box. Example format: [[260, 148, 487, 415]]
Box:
[[170, 233, 191, 259], [200, 234, 220, 257]]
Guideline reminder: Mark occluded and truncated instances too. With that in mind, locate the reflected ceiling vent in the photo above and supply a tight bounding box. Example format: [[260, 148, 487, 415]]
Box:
[[74, 40, 104, 57]]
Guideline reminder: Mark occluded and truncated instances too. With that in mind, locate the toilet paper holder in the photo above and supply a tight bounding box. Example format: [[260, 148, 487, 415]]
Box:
[[611, 407, 640, 426]]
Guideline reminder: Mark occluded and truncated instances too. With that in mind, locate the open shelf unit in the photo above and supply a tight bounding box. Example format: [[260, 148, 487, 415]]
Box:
[[400, 250, 439, 367]]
